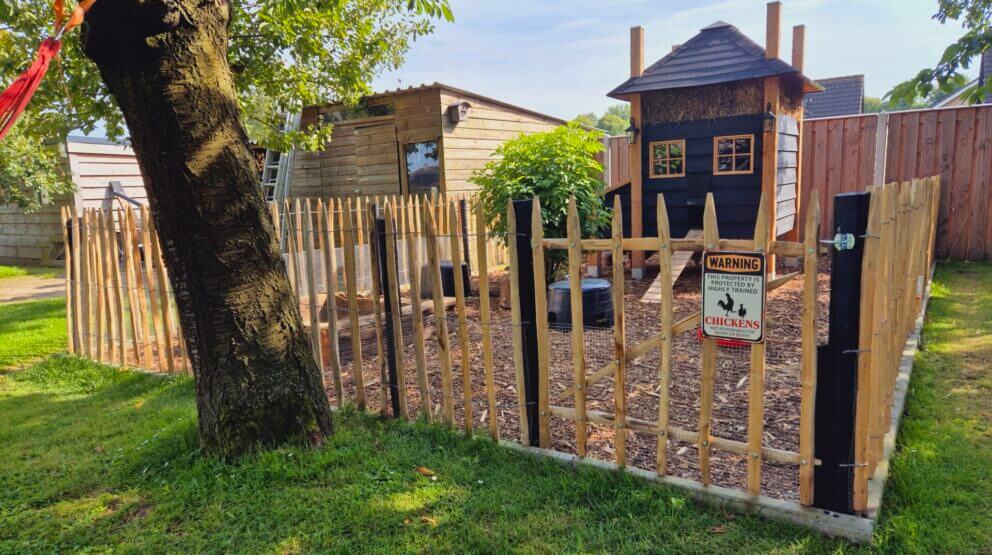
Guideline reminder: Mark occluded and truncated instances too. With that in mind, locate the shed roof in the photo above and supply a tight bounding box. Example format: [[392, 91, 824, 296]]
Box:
[[802, 75, 864, 118], [608, 21, 819, 99]]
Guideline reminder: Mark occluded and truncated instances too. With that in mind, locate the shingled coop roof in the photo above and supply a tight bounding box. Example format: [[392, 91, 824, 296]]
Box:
[[608, 21, 819, 99], [802, 75, 864, 118]]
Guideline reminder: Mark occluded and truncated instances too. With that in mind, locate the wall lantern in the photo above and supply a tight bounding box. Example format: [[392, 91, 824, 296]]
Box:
[[763, 110, 777, 133], [625, 117, 639, 145]]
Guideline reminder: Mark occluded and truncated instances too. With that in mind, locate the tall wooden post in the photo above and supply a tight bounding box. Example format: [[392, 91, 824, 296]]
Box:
[[762, 2, 781, 271], [629, 26, 645, 279], [786, 24, 806, 243]]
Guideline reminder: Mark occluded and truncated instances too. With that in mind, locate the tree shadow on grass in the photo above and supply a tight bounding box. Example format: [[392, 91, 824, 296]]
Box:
[[1, 358, 842, 553]]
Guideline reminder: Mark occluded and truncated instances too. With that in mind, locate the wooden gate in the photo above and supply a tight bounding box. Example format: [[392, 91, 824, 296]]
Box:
[[531, 192, 821, 502]]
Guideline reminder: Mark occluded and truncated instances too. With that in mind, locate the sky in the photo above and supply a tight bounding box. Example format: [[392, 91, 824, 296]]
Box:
[[372, 0, 975, 120]]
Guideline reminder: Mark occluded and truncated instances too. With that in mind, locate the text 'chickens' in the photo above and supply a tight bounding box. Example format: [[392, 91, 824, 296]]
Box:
[[701, 251, 766, 343]]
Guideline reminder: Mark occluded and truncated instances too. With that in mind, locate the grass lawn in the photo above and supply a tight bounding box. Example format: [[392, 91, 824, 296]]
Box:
[[0, 264, 61, 280], [0, 263, 990, 552], [0, 298, 66, 369]]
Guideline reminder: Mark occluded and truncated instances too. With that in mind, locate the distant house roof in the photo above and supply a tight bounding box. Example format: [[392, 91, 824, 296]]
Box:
[[935, 52, 992, 107], [608, 21, 819, 99], [802, 75, 864, 118]]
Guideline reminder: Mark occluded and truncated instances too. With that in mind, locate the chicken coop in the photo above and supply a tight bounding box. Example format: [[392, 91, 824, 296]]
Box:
[[606, 2, 820, 275]]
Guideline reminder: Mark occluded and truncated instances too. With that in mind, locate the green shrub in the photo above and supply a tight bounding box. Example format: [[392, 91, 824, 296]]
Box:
[[471, 122, 610, 279]]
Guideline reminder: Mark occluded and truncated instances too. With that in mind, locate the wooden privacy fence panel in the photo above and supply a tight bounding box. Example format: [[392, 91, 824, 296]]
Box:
[[851, 177, 939, 512], [801, 105, 992, 260]]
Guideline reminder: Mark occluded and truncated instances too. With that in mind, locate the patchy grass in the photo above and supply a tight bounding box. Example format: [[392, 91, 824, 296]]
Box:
[[0, 298, 66, 369], [0, 265, 61, 280], [873, 262, 992, 552], [0, 263, 989, 552]]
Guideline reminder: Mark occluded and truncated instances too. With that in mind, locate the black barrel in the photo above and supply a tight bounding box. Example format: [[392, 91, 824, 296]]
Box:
[[547, 278, 614, 329], [420, 261, 471, 298]]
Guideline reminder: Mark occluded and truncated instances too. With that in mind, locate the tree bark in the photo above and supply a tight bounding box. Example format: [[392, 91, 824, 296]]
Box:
[[81, 0, 332, 457]]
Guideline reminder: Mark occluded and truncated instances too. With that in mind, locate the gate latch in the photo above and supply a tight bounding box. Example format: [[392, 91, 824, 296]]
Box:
[[819, 233, 856, 251]]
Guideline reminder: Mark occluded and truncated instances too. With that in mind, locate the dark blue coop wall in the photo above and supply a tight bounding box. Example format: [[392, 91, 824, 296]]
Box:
[[776, 114, 799, 236], [641, 114, 764, 240]]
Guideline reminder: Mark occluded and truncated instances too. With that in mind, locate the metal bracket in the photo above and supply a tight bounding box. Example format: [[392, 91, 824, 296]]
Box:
[[819, 232, 856, 251]]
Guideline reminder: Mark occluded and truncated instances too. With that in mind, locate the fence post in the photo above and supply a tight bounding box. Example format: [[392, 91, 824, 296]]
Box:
[[373, 206, 402, 418], [814, 191, 871, 513], [459, 199, 472, 277], [511, 198, 540, 447]]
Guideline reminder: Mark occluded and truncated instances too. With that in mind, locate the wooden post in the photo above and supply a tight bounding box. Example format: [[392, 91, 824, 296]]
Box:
[[341, 198, 366, 409], [383, 202, 409, 419], [655, 194, 674, 475], [699, 194, 719, 484], [302, 201, 325, 387], [610, 195, 628, 466], [79, 209, 92, 358], [476, 202, 497, 438], [120, 207, 146, 367], [629, 25, 645, 280], [747, 193, 770, 496], [507, 201, 531, 445], [853, 187, 881, 512], [93, 209, 108, 362], [766, 1, 781, 59], [318, 200, 344, 402], [403, 197, 431, 420], [448, 202, 473, 432], [799, 193, 820, 506], [791, 25, 805, 72], [868, 184, 894, 470], [425, 202, 454, 424], [106, 209, 127, 365], [366, 204, 389, 416], [147, 213, 176, 373], [763, 2, 781, 268], [61, 207, 75, 354], [138, 206, 162, 371], [127, 208, 155, 367], [566, 197, 587, 456], [531, 198, 551, 448]]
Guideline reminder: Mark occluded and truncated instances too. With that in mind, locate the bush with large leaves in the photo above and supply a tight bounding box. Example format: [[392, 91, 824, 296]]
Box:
[[472, 123, 610, 280]]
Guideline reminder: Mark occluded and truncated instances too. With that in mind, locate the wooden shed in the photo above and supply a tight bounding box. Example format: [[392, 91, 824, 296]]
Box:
[[606, 2, 819, 276], [0, 137, 146, 266], [287, 83, 566, 200]]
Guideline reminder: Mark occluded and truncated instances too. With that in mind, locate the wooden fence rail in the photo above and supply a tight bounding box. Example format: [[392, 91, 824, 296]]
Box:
[[63, 180, 936, 515]]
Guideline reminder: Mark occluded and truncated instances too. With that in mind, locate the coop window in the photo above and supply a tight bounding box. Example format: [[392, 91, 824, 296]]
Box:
[[648, 139, 686, 179], [713, 135, 754, 175]]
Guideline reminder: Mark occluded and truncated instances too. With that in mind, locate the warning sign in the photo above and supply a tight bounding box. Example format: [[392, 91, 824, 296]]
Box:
[[701, 251, 766, 343]]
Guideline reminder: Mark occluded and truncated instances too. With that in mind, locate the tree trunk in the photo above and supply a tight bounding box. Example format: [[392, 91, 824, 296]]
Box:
[[81, 0, 332, 457]]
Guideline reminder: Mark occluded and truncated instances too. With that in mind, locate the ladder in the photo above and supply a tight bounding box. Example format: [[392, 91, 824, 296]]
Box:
[[259, 112, 301, 205]]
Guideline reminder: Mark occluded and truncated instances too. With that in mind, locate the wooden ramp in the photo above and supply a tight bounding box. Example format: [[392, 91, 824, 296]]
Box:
[[640, 229, 702, 304]]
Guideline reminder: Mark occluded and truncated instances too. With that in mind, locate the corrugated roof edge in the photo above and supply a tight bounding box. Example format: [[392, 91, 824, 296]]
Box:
[[66, 135, 126, 146], [312, 82, 569, 126]]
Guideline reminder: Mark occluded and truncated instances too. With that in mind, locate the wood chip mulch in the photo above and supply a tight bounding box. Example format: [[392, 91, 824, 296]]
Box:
[[325, 255, 832, 503]]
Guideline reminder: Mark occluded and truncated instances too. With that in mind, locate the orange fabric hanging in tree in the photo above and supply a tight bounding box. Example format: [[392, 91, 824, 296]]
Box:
[[0, 0, 96, 141]]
